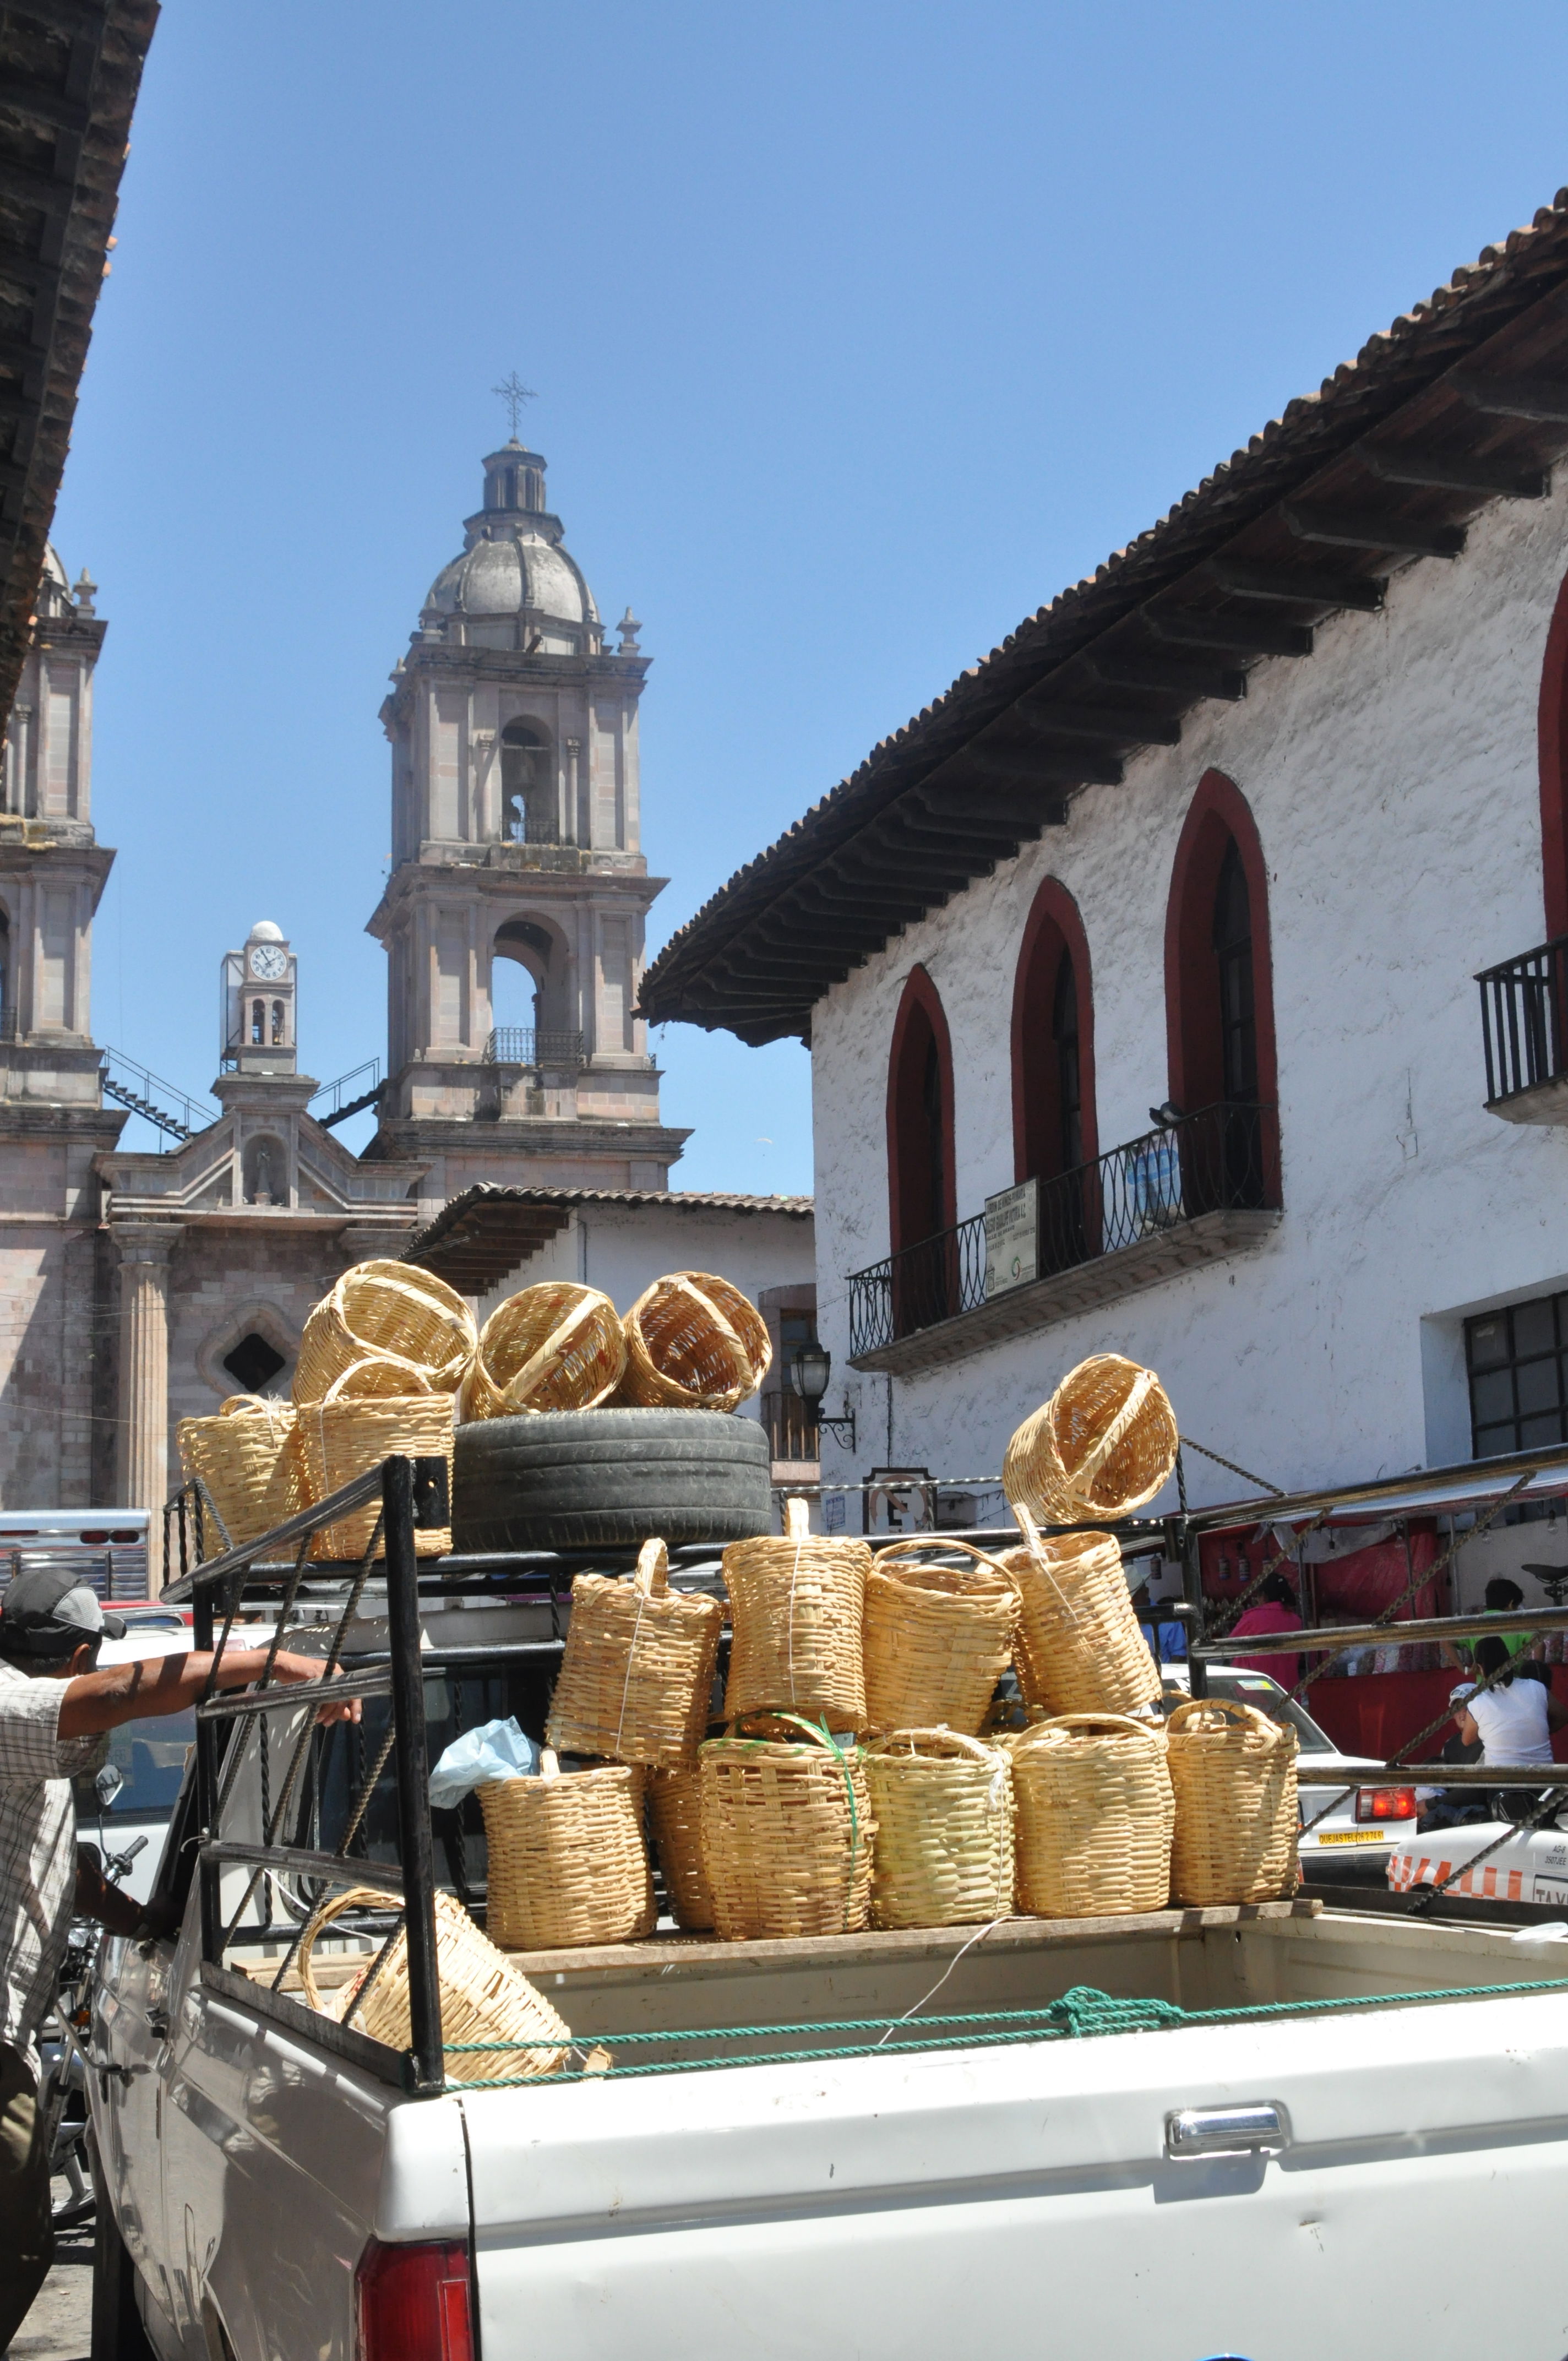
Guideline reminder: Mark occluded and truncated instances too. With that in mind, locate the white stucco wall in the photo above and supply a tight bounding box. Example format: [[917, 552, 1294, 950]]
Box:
[[810, 478, 1568, 1510]]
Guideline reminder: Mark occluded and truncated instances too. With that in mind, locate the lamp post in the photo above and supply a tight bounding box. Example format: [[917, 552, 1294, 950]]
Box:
[[787, 1343, 856, 1451]]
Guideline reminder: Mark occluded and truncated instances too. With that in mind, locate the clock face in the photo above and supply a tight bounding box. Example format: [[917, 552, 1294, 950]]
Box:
[[248, 944, 287, 981]]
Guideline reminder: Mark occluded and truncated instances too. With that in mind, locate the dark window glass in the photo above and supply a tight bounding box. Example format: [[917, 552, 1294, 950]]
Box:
[[1517, 1358, 1563, 1417], [1212, 838, 1257, 1103], [922, 1032, 946, 1234], [1465, 1293, 1568, 1457], [1052, 949, 1082, 1173], [223, 1332, 286, 1394], [1468, 1318, 1509, 1370], [1515, 1297, 1558, 1359]]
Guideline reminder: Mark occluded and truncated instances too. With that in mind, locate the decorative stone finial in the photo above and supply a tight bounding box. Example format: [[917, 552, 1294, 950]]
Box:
[[617, 607, 642, 654], [73, 568, 96, 614]]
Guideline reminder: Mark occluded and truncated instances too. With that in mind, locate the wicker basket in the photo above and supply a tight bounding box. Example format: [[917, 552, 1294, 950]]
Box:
[[461, 1282, 625, 1421], [1004, 1354, 1179, 1525], [296, 1378, 455, 1560], [649, 1764, 714, 1930], [723, 1495, 870, 1727], [1010, 1713, 1174, 1919], [1002, 1509, 1161, 1717], [546, 1538, 723, 1770], [700, 1712, 873, 1941], [863, 1540, 1018, 1737], [1166, 1698, 1299, 1906], [478, 1749, 654, 1951], [298, 1885, 570, 2083], [617, 1272, 773, 1411], [293, 1259, 477, 1405], [864, 1728, 1014, 1930], [176, 1394, 298, 1554]]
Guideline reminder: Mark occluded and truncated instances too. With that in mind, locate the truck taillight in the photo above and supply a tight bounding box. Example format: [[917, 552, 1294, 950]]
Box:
[[354, 2238, 473, 2361], [1355, 1785, 1418, 1823]]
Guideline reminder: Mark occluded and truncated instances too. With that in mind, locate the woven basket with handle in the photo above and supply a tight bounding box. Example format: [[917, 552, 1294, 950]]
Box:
[[546, 1538, 723, 1770], [864, 1727, 1014, 1930], [863, 1539, 1019, 1737], [296, 1373, 455, 1560], [176, 1394, 298, 1555], [293, 1259, 477, 1405], [1003, 1354, 1179, 1525], [1010, 1712, 1174, 1918], [699, 1712, 873, 1941], [723, 1496, 869, 1727], [617, 1271, 772, 1411], [297, 1885, 570, 2083], [478, 1748, 654, 1951], [461, 1281, 625, 1421], [1166, 1698, 1299, 1906], [649, 1763, 713, 1930], [1001, 1506, 1161, 1717]]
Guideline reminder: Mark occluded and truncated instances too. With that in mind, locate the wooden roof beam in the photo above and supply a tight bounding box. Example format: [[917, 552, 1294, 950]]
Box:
[[1082, 649, 1247, 700], [1455, 374, 1568, 425], [956, 738, 1123, 788], [1206, 558, 1386, 612], [1282, 504, 1465, 558], [1007, 699, 1183, 748], [1148, 611, 1314, 660], [1359, 445, 1548, 499], [917, 783, 1069, 827], [799, 874, 945, 917]]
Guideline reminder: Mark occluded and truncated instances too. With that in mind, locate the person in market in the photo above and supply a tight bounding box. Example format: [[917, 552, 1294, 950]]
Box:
[[1455, 1634, 1568, 1825], [0, 1568, 360, 2351], [1415, 1680, 1489, 1833], [1228, 1570, 1304, 1685]]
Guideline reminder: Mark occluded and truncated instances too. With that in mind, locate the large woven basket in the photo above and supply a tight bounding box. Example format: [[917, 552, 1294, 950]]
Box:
[[1010, 1713, 1174, 1919], [1003, 1510, 1161, 1717], [293, 1259, 477, 1405], [1004, 1354, 1179, 1525], [298, 1885, 570, 2083], [296, 1377, 455, 1560], [649, 1764, 714, 1930], [176, 1394, 298, 1554], [864, 1539, 1018, 1737], [723, 1495, 869, 1727], [546, 1538, 723, 1770], [461, 1282, 625, 1421], [478, 1749, 654, 1951], [1166, 1698, 1299, 1906], [700, 1713, 873, 1941], [617, 1272, 772, 1411], [864, 1728, 1014, 1930]]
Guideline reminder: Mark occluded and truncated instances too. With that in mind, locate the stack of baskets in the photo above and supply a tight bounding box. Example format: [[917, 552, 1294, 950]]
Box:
[[175, 1393, 299, 1557], [456, 1269, 774, 1422]]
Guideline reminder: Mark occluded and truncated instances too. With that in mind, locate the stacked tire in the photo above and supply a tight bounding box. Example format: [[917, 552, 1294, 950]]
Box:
[[454, 1408, 772, 1554]]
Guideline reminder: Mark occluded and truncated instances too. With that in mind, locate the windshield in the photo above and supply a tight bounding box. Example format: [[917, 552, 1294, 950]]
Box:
[[1190, 1669, 1339, 1754], [101, 1709, 195, 1816]]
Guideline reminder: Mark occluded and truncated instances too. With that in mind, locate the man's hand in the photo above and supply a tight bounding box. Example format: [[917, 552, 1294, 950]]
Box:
[[269, 1650, 363, 1726]]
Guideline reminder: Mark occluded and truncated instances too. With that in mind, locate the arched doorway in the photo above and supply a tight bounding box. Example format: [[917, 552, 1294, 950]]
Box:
[[886, 967, 956, 1328], [1164, 770, 1279, 1210], [1011, 878, 1097, 1269]]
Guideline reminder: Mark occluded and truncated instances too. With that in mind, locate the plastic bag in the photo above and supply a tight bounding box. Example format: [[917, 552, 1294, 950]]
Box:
[[428, 1716, 538, 1808]]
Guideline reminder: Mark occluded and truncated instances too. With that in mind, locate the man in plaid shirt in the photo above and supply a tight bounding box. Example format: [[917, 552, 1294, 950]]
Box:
[[0, 1567, 356, 2349]]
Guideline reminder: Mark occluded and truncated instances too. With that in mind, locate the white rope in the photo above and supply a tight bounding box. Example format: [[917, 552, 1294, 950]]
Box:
[[612, 1585, 649, 1761], [873, 1914, 1011, 2048]]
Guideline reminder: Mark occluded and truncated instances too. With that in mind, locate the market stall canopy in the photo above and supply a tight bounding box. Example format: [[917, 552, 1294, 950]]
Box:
[[1186, 1439, 1568, 1536], [401, 1181, 813, 1296]]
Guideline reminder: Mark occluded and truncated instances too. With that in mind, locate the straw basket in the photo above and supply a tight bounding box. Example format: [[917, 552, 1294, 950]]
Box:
[[1004, 1354, 1179, 1525], [649, 1764, 713, 1930], [700, 1713, 873, 1941], [176, 1394, 298, 1554], [617, 1271, 772, 1412], [478, 1749, 654, 1951], [1002, 1513, 1161, 1717], [723, 1496, 869, 1727], [298, 1885, 569, 2083], [461, 1282, 625, 1421], [546, 1537, 723, 1770], [1166, 1698, 1299, 1906], [296, 1375, 455, 1560], [293, 1259, 477, 1405], [863, 1540, 1018, 1737], [1010, 1713, 1174, 1919], [864, 1728, 1014, 1930]]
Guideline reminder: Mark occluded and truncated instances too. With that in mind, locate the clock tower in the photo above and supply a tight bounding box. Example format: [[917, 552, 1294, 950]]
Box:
[[221, 920, 298, 1075]]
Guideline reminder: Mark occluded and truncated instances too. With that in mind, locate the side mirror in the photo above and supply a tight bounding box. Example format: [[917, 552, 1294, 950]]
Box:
[[95, 1762, 124, 1813]]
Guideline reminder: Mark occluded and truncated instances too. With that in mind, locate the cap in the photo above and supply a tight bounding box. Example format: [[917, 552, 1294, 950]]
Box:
[[0, 1568, 125, 1655], [1449, 1680, 1478, 1702]]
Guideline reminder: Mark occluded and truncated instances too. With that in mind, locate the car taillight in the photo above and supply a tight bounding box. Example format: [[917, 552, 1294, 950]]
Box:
[[1355, 1785, 1418, 1823], [354, 2238, 473, 2361]]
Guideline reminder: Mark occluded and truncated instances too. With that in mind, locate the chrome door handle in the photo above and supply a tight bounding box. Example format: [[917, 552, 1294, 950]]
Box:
[[1166, 2103, 1287, 2158], [146, 2009, 171, 2040]]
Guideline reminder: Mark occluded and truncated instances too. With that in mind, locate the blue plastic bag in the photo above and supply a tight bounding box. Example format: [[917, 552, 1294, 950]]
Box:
[[428, 1716, 538, 1808]]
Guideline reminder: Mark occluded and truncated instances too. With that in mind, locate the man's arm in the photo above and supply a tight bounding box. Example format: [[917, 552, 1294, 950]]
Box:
[[58, 1648, 361, 1739]]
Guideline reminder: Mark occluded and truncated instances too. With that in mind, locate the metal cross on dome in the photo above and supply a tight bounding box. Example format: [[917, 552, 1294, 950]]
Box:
[[492, 373, 537, 439]]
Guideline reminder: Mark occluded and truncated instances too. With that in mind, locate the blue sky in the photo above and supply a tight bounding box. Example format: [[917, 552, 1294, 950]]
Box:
[[52, 1, 1568, 1182]]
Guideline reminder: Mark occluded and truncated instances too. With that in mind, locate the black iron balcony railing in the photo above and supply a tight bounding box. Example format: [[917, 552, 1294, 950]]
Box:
[[482, 1028, 585, 1069], [1476, 935, 1568, 1106], [848, 1101, 1277, 1358]]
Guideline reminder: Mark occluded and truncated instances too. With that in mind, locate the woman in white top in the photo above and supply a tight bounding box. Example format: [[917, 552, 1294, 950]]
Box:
[[1457, 1638, 1568, 1813]]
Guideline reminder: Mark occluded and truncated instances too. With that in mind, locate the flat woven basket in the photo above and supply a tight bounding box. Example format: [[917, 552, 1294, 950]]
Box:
[[1003, 1354, 1179, 1525], [478, 1749, 654, 1951], [649, 1764, 714, 1930], [700, 1712, 873, 1941], [298, 1885, 570, 2084], [617, 1271, 773, 1411], [461, 1282, 625, 1421], [296, 1374, 455, 1560], [1010, 1712, 1174, 1919], [176, 1394, 298, 1555], [863, 1539, 1019, 1737], [546, 1538, 723, 1770], [1003, 1511, 1161, 1717], [293, 1259, 477, 1405], [863, 1728, 1014, 1930], [1166, 1698, 1299, 1906], [722, 1496, 870, 1727]]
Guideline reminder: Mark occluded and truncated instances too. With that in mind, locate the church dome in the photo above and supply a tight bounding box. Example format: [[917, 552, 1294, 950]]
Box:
[[424, 443, 600, 637]]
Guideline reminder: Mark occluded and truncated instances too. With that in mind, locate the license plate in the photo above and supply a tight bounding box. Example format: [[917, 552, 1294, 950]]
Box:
[[1313, 1827, 1393, 1845]]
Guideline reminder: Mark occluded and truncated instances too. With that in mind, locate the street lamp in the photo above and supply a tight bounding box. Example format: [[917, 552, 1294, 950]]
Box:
[[787, 1342, 856, 1451]]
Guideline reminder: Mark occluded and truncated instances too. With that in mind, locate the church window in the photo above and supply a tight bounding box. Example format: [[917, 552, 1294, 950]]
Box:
[[222, 1331, 286, 1393], [499, 722, 557, 845]]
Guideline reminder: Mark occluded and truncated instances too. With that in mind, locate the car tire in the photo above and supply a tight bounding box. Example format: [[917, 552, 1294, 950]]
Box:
[[454, 1407, 773, 1553]]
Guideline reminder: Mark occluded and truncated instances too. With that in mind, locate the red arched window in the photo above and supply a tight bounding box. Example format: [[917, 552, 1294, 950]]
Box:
[[886, 966, 955, 1258], [1012, 878, 1097, 1185], [1164, 770, 1280, 1209], [1538, 569, 1568, 939]]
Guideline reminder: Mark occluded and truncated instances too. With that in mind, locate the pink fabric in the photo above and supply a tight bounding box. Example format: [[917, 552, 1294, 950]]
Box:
[[1229, 1601, 1303, 1683]]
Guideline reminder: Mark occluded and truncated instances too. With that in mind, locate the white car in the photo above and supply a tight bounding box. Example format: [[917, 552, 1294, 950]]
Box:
[[83, 1604, 194, 1905]]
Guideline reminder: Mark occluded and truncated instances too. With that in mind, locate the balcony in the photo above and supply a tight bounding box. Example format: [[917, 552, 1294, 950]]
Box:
[[1477, 937, 1568, 1122], [848, 1101, 1282, 1377], [761, 1390, 820, 1474], [482, 1028, 585, 1070]]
